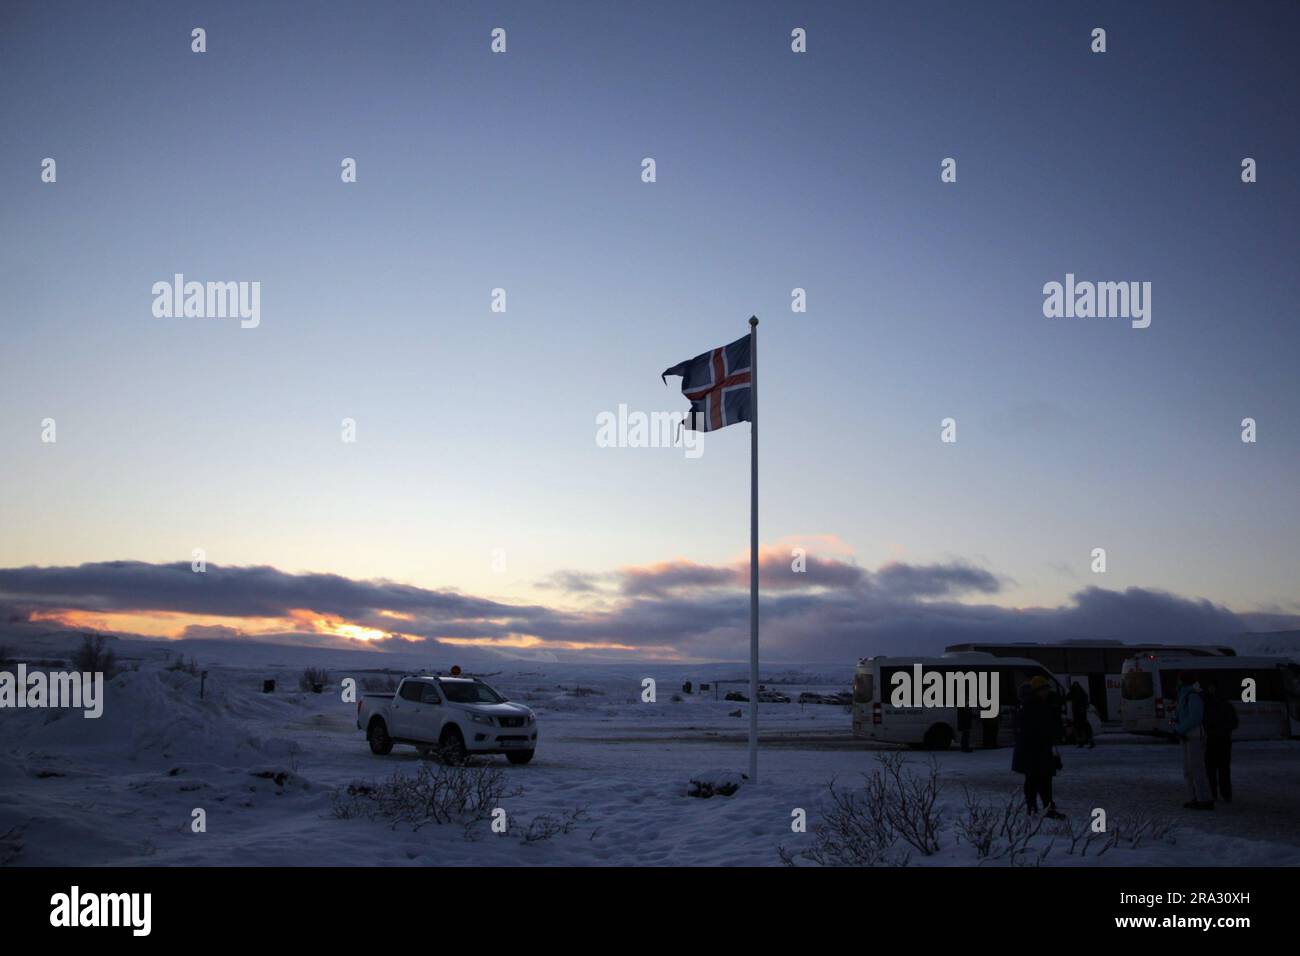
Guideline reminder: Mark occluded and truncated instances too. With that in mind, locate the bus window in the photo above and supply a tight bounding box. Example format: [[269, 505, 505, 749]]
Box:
[[998, 668, 1018, 704], [999, 667, 1045, 704], [1283, 665, 1300, 700], [880, 668, 902, 704], [1031, 648, 1066, 673], [1285, 666, 1300, 721], [1064, 648, 1105, 674], [1122, 670, 1153, 700], [1104, 649, 1132, 673], [1180, 670, 1285, 702], [853, 670, 874, 704]]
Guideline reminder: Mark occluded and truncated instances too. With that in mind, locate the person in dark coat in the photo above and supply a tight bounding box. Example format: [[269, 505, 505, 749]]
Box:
[[1203, 681, 1238, 803], [1012, 676, 1064, 818], [957, 704, 974, 752], [980, 701, 1001, 748], [1067, 681, 1094, 748]]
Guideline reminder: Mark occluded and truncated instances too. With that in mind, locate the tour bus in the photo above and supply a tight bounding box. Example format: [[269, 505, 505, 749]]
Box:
[[944, 640, 1235, 724], [1119, 653, 1300, 740], [851, 653, 1078, 749]]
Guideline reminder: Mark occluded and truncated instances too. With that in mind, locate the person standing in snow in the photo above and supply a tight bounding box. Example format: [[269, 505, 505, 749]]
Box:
[[1067, 681, 1094, 748], [1175, 671, 1214, 810], [1203, 680, 1238, 804], [957, 703, 974, 752], [980, 709, 1000, 748], [1012, 676, 1064, 819]]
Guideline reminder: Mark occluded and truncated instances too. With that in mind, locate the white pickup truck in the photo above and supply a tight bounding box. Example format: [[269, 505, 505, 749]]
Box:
[[356, 675, 538, 764]]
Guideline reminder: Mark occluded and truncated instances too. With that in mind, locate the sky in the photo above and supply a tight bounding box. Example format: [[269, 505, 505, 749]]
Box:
[[1, 1, 1298, 661]]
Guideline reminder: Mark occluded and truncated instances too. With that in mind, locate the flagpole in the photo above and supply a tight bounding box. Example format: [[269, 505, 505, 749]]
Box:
[[748, 315, 759, 783]]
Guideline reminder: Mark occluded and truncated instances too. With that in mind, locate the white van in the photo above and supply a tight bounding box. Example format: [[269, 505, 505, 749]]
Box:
[[851, 653, 1073, 749], [1120, 654, 1300, 740]]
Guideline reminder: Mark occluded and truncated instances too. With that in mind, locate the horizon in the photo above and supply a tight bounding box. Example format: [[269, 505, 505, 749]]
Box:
[[3, 553, 1298, 665]]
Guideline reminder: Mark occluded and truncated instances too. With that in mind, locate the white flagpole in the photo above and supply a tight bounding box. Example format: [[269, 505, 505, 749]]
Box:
[[748, 315, 759, 783]]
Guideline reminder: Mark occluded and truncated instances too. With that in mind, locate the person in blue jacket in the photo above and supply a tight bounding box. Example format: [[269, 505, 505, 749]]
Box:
[[1175, 672, 1214, 810]]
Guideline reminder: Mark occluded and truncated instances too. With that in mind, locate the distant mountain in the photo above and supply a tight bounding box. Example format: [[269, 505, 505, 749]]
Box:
[[1235, 630, 1300, 658]]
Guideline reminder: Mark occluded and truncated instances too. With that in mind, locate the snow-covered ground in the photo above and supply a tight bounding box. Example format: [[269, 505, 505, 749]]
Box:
[[2, 636, 1298, 867]]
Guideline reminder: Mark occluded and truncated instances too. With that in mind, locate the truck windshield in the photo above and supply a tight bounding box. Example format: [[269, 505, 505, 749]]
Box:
[[440, 681, 505, 704]]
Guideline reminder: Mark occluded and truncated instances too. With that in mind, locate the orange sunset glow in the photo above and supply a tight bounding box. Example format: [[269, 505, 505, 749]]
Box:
[[27, 607, 417, 644], [23, 608, 664, 656]]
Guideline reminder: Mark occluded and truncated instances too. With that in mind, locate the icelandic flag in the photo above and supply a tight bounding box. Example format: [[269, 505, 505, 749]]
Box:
[[662, 334, 752, 433]]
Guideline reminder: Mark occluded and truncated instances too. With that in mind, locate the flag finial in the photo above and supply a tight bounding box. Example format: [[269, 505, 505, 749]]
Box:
[[749, 315, 758, 327]]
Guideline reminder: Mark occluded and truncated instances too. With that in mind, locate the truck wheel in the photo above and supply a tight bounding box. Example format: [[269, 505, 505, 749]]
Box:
[[923, 724, 953, 751], [439, 726, 467, 765], [367, 718, 393, 755], [506, 750, 534, 765]]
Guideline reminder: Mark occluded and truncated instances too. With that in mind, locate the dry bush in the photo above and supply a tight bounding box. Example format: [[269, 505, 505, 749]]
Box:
[[874, 753, 944, 855], [1098, 814, 1178, 854], [73, 635, 117, 677], [299, 667, 330, 692], [954, 789, 1051, 865], [0, 824, 24, 865], [955, 786, 1000, 859], [519, 807, 587, 844], [167, 655, 200, 675], [331, 763, 522, 835], [780, 753, 944, 867]]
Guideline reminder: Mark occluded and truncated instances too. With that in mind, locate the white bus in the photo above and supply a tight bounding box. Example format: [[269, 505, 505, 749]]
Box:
[[852, 653, 1076, 749], [944, 640, 1235, 725], [1120, 654, 1300, 740]]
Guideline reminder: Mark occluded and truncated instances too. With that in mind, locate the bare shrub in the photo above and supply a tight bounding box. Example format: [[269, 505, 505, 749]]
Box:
[[956, 789, 1048, 865], [0, 645, 13, 666], [299, 667, 330, 692], [780, 754, 944, 867], [779, 777, 909, 867], [520, 807, 587, 844], [1098, 814, 1178, 855], [1052, 813, 1103, 857], [955, 786, 999, 858], [0, 824, 24, 865], [167, 655, 200, 675], [73, 635, 117, 677], [874, 753, 944, 855], [331, 763, 522, 835]]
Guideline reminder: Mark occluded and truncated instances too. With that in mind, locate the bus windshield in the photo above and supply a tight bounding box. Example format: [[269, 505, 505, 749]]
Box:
[[1122, 670, 1153, 700], [853, 671, 873, 704]]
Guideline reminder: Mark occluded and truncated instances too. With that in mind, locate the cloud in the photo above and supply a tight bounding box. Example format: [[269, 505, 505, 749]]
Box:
[[872, 561, 1001, 599], [0, 560, 514, 621], [617, 549, 868, 596], [536, 570, 607, 594], [0, 556, 1294, 663]]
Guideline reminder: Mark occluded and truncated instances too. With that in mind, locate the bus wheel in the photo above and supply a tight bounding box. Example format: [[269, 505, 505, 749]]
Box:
[[923, 725, 953, 751]]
